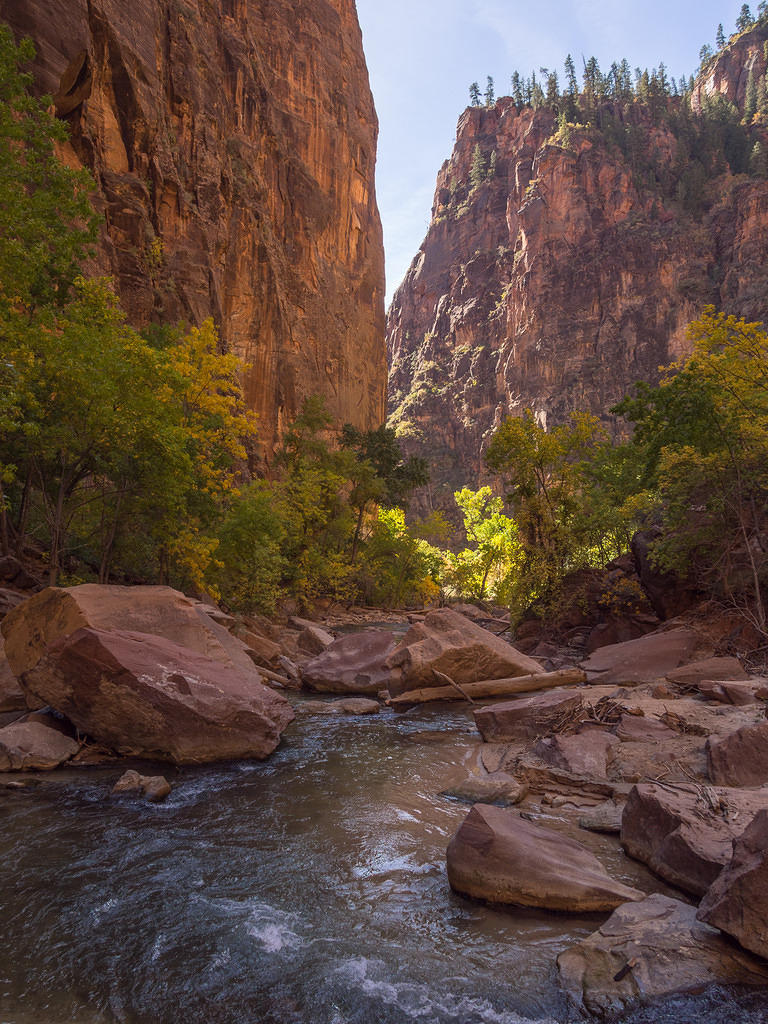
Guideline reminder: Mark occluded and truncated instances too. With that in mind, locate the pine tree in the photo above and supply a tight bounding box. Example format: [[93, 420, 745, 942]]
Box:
[[564, 54, 578, 97], [469, 81, 481, 107], [470, 144, 486, 189], [717, 23, 726, 48], [745, 66, 758, 121], [545, 70, 559, 108], [511, 71, 523, 107], [485, 75, 495, 107], [750, 139, 768, 175], [736, 4, 753, 32], [757, 72, 768, 115]]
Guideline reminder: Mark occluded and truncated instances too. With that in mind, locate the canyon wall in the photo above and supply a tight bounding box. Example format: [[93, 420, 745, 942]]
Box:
[[1, 0, 387, 462], [388, 26, 768, 519]]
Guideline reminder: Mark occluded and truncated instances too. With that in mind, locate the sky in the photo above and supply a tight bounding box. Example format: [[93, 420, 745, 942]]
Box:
[[355, 0, 749, 304]]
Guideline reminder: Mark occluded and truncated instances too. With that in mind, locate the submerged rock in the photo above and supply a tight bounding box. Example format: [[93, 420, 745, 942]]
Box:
[[557, 893, 768, 1019], [441, 773, 527, 806], [446, 803, 643, 912], [113, 769, 172, 802], [299, 698, 380, 716]]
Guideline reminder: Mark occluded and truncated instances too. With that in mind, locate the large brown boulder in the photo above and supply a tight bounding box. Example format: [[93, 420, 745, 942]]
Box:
[[621, 783, 768, 896], [473, 691, 583, 743], [386, 609, 542, 695], [447, 803, 643, 912], [707, 722, 768, 787], [0, 636, 26, 713], [558, 893, 768, 1020], [697, 809, 768, 960], [2, 584, 261, 682], [21, 627, 294, 764], [579, 628, 698, 685], [0, 712, 80, 770], [301, 629, 399, 695]]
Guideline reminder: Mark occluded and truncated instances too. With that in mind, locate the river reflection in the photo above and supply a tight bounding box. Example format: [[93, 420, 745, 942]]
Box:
[[0, 702, 765, 1023]]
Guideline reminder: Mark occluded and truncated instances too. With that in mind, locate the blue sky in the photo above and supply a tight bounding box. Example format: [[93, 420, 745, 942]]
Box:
[[355, 0, 748, 304]]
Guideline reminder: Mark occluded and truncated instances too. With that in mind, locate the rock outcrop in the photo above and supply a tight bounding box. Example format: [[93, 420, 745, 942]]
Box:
[[386, 24, 768, 519], [558, 893, 768, 1020], [1, 0, 386, 460]]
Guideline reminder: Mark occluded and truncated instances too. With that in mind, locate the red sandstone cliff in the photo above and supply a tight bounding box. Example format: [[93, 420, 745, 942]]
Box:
[[1, 0, 386, 462], [387, 26, 768, 519]]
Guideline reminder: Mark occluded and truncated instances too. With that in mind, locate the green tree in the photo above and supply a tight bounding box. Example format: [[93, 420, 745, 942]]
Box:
[[744, 66, 758, 121], [469, 81, 481, 107], [717, 23, 726, 48], [443, 487, 521, 602], [470, 143, 487, 188], [485, 75, 495, 107], [737, 4, 754, 31]]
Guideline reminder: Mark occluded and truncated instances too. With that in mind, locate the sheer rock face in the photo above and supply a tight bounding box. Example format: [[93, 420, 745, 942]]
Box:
[[1, 0, 386, 460], [387, 36, 768, 518]]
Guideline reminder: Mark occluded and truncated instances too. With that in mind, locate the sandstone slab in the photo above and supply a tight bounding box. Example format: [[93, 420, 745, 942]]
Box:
[[621, 783, 768, 896], [0, 714, 80, 770], [474, 691, 583, 743], [2, 584, 261, 684], [297, 624, 335, 656], [386, 609, 542, 695], [113, 769, 172, 802], [580, 628, 698, 685], [533, 729, 619, 778], [21, 627, 294, 764], [447, 803, 643, 912], [615, 714, 677, 744], [301, 629, 398, 695], [666, 656, 749, 685], [697, 809, 768, 960], [557, 894, 768, 1020], [441, 773, 527, 806], [707, 722, 768, 787], [698, 679, 768, 705], [299, 698, 380, 716]]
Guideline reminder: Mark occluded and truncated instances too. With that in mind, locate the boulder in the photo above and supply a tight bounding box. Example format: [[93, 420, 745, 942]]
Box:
[[666, 656, 749, 685], [21, 626, 294, 764], [615, 714, 677, 743], [112, 769, 172, 802], [579, 801, 624, 834], [235, 629, 283, 668], [0, 712, 80, 770], [301, 629, 399, 695], [580, 628, 698, 685], [441, 773, 528, 806], [299, 698, 380, 715], [533, 729, 619, 778], [474, 691, 583, 743], [386, 608, 543, 695], [0, 636, 26, 712], [2, 584, 260, 683], [297, 624, 335, 655], [698, 679, 768, 705], [621, 783, 768, 896], [557, 894, 768, 1020], [698, 809, 768, 960], [446, 803, 643, 912], [707, 722, 768, 787]]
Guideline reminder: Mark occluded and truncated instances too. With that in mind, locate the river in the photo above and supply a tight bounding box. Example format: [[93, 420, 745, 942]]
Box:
[[1, 700, 766, 1023]]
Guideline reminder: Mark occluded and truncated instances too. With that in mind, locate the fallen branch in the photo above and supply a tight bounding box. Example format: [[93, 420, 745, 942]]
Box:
[[387, 667, 586, 707], [432, 669, 476, 704]]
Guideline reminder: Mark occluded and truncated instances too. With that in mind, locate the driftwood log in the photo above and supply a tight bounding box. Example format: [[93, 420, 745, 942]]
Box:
[[387, 667, 587, 707]]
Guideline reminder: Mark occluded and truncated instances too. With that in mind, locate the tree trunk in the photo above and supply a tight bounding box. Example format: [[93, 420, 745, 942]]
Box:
[[387, 667, 587, 707]]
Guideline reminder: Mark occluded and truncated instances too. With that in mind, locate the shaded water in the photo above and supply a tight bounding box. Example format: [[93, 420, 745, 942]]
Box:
[[1, 702, 766, 1024]]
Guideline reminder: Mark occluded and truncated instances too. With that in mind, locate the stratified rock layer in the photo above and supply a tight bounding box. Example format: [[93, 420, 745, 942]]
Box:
[[1, 0, 386, 459], [387, 25, 768, 518]]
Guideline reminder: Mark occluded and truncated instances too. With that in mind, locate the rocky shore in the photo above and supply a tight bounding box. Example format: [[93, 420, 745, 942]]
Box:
[[2, 563, 767, 1018]]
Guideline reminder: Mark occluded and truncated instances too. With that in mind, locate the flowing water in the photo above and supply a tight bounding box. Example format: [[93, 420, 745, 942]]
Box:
[[1, 701, 766, 1024]]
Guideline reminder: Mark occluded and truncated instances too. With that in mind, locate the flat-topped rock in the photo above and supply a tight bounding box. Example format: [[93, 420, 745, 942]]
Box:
[[557, 894, 768, 1020], [533, 729, 619, 778], [698, 809, 768, 960], [441, 773, 527, 806], [621, 783, 768, 896], [580, 628, 698, 685], [707, 722, 768, 787], [0, 713, 80, 770], [301, 629, 398, 695], [21, 626, 294, 764], [447, 803, 643, 912], [666, 656, 749, 685], [386, 608, 543, 695], [299, 698, 380, 716], [698, 679, 768, 705], [474, 691, 583, 743]]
